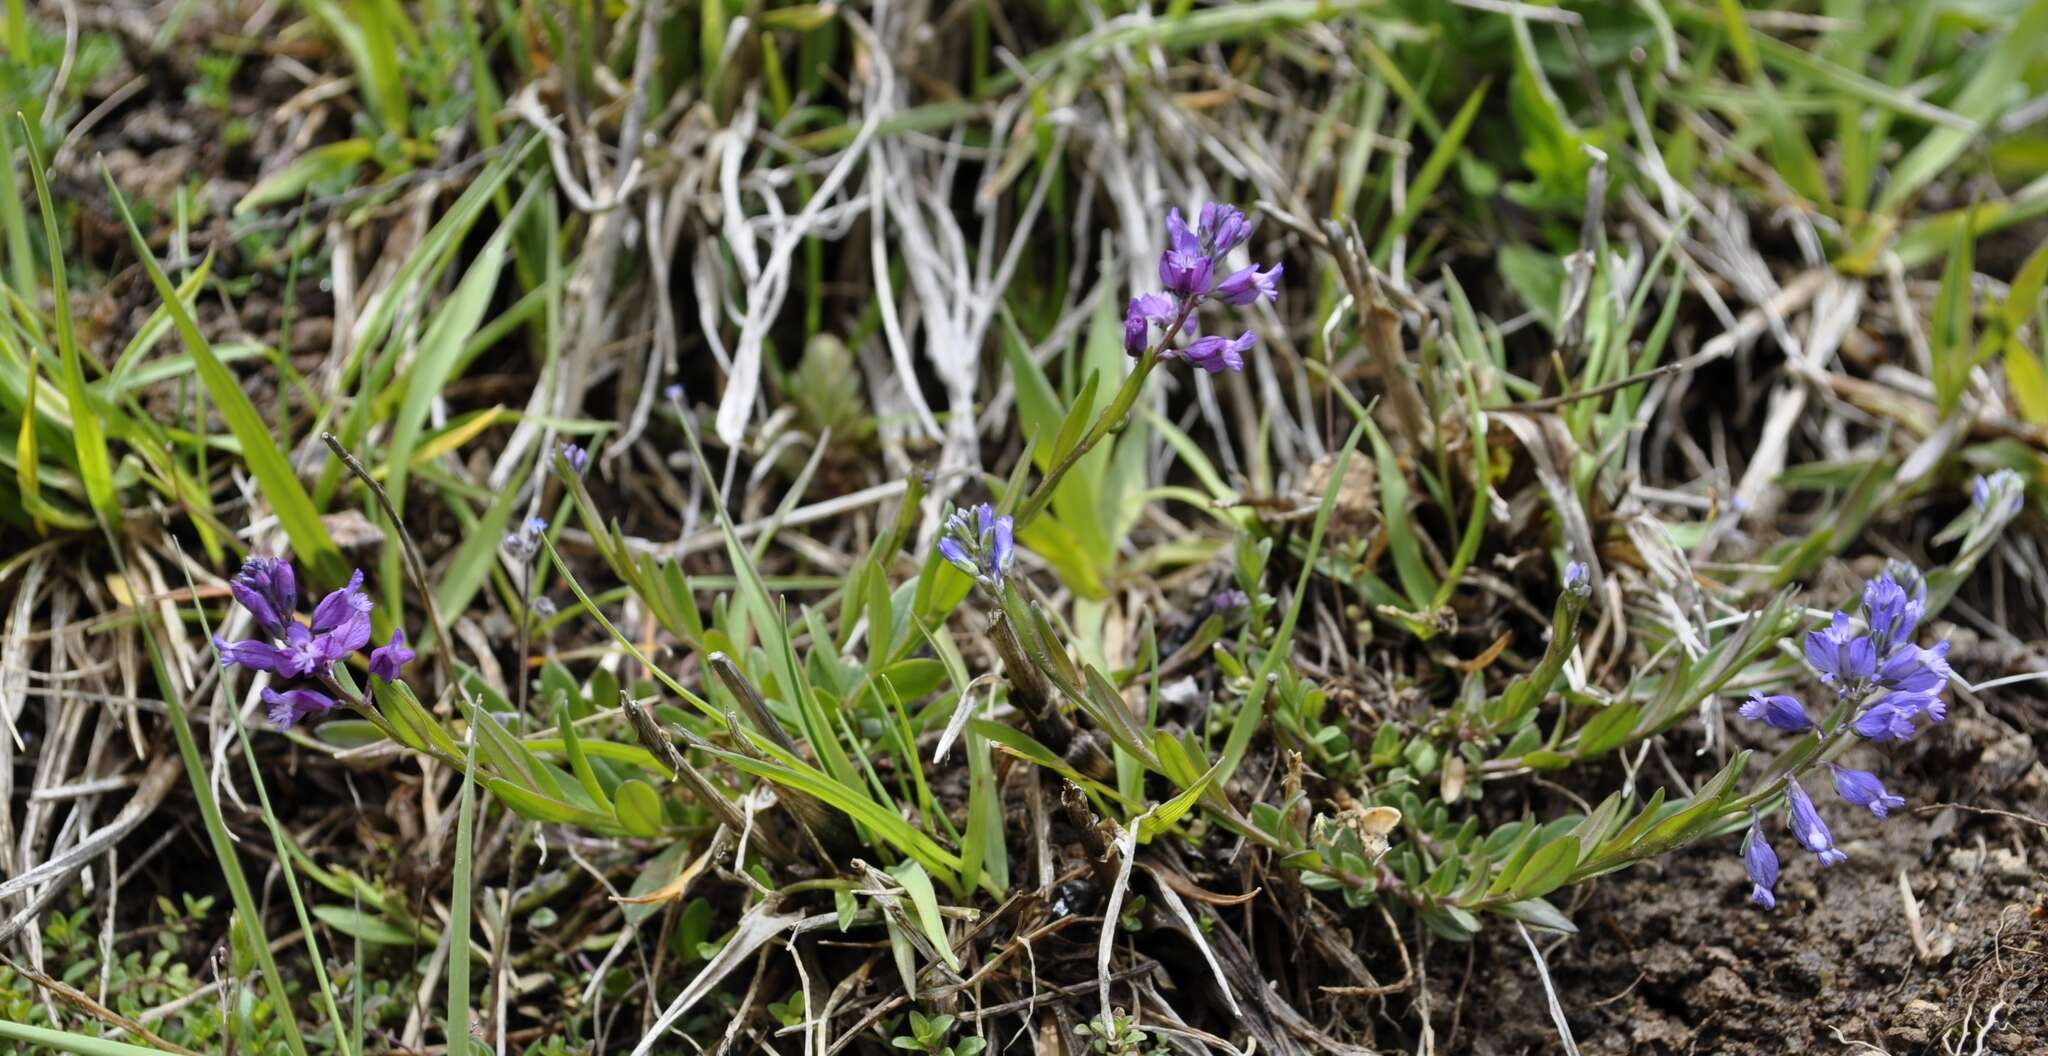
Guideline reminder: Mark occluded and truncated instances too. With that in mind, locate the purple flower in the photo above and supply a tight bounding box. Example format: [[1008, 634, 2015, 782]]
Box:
[[937, 537, 975, 576], [1129, 202, 1280, 373], [561, 442, 589, 476], [217, 564, 373, 680], [370, 629, 414, 682], [308, 571, 373, 653], [505, 516, 549, 560], [662, 383, 685, 401], [1878, 640, 1950, 696], [1803, 613, 1875, 688], [1739, 692, 1813, 733], [262, 686, 338, 731], [1888, 691, 1948, 724], [1785, 779, 1846, 866], [1166, 207, 1201, 255], [1861, 575, 1923, 655], [1742, 815, 1778, 909], [1175, 331, 1256, 374], [1211, 588, 1250, 612], [1123, 293, 1177, 356], [938, 503, 1017, 588], [1830, 765, 1905, 818], [1851, 701, 1919, 742], [1199, 203, 1253, 256], [1972, 468, 2023, 518], [215, 635, 298, 679], [1213, 263, 1283, 306], [1563, 560, 1590, 596], [1882, 560, 1927, 606], [229, 557, 297, 637], [1159, 247, 1214, 301], [989, 515, 1015, 587]]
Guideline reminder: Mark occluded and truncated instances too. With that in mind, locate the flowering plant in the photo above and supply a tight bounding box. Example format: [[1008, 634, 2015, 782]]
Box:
[[214, 559, 412, 729]]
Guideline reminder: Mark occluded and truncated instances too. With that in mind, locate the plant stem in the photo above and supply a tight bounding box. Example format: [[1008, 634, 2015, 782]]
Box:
[[1014, 305, 1188, 527]]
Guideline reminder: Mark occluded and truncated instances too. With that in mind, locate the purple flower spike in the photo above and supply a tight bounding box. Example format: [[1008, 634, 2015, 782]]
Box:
[[230, 557, 298, 637], [1742, 815, 1779, 909], [1861, 576, 1923, 654], [1785, 779, 1847, 866], [937, 502, 1022, 590], [1178, 331, 1256, 374], [561, 442, 589, 476], [370, 629, 415, 682], [1212, 588, 1250, 612], [1214, 262, 1283, 306], [263, 686, 338, 731], [1739, 692, 1813, 733], [1829, 765, 1905, 818], [1972, 468, 2024, 518], [1199, 203, 1253, 255], [1563, 560, 1590, 596], [1852, 701, 1919, 742]]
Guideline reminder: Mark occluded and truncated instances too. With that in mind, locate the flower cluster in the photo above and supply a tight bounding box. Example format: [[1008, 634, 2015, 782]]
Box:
[[1122, 203, 1282, 374], [1971, 467, 2024, 519], [214, 558, 412, 730], [937, 503, 1015, 590], [1736, 571, 1951, 907], [560, 441, 589, 476], [505, 516, 549, 561]]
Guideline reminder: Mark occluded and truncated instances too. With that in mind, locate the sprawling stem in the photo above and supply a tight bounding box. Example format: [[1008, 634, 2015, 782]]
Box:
[[1013, 304, 1190, 527]]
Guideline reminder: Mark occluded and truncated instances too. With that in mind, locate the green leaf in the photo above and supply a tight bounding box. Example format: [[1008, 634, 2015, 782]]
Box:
[[1498, 244, 1565, 333], [101, 168, 346, 585], [888, 861, 960, 971], [1876, 0, 2048, 215], [1496, 896, 1578, 934], [613, 779, 665, 837], [384, 182, 539, 510], [234, 139, 374, 215], [312, 905, 420, 946], [23, 122, 114, 522], [1575, 702, 1639, 758], [1137, 755, 1224, 844], [557, 701, 611, 812], [1509, 833, 1581, 901], [1365, 418, 1435, 609], [0, 1020, 202, 1056], [1376, 80, 1489, 259]]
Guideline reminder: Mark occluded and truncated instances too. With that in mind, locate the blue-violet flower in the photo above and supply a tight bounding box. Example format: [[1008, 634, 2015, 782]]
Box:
[[370, 629, 415, 682], [1785, 779, 1847, 866], [1829, 765, 1905, 818], [1122, 203, 1281, 370], [938, 503, 1016, 589], [1742, 815, 1779, 909], [1739, 692, 1813, 733]]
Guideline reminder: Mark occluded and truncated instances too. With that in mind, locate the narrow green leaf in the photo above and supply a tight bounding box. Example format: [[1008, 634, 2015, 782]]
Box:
[[101, 167, 345, 584], [23, 120, 113, 520], [889, 861, 960, 971], [1509, 833, 1581, 901]]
